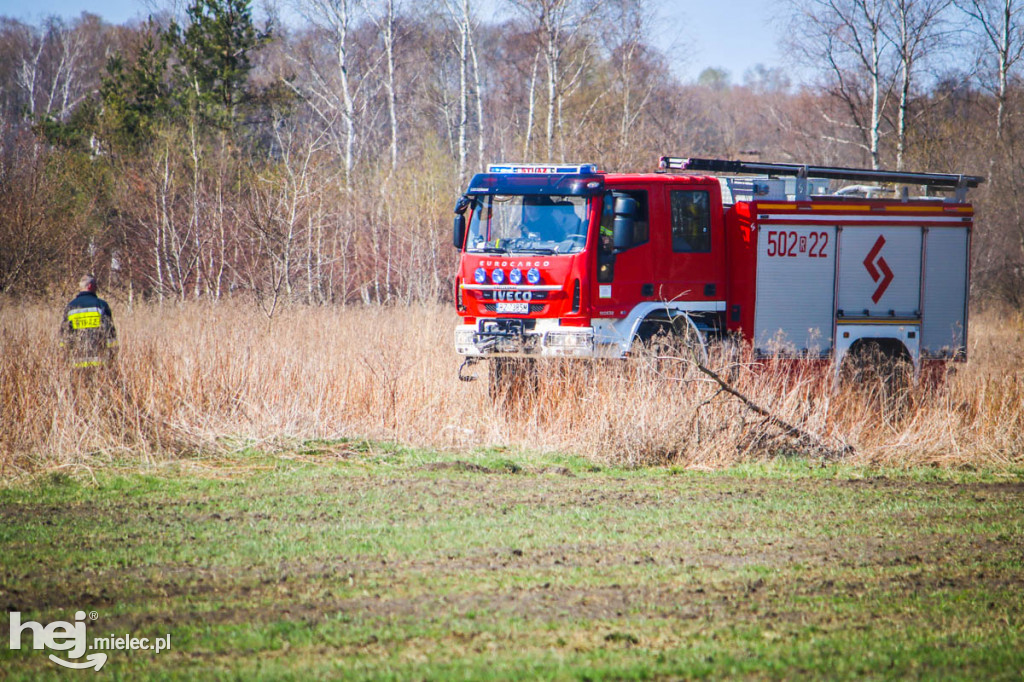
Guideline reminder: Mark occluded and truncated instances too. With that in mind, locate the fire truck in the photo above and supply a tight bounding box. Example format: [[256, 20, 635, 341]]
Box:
[[451, 157, 984, 384]]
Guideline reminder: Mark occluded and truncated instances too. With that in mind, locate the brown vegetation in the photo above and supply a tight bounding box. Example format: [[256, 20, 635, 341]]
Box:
[[1, 2, 1023, 474], [2, 302, 1021, 476], [1, 1, 1023, 307]]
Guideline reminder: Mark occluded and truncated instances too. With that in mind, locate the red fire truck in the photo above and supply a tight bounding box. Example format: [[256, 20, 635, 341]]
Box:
[[451, 158, 984, 384]]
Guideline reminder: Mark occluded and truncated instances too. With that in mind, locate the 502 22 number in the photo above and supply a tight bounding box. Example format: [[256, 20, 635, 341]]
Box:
[[766, 230, 829, 258]]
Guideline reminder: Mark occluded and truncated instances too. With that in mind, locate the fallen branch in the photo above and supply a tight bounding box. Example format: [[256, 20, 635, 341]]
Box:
[[663, 353, 853, 460]]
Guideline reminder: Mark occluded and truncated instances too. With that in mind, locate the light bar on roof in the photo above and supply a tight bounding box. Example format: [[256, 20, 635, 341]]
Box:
[[487, 163, 597, 175]]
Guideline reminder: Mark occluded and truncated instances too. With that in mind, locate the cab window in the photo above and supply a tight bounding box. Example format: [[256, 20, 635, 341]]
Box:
[[670, 190, 711, 253], [599, 190, 649, 251]]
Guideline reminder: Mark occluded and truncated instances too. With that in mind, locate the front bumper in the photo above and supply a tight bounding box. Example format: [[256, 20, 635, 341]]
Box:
[[454, 320, 597, 358]]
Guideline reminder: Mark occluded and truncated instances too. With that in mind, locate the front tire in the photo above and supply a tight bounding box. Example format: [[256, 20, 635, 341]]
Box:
[[631, 315, 708, 377]]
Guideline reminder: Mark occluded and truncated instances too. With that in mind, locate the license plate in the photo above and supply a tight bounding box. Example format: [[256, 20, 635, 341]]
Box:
[[496, 302, 529, 314]]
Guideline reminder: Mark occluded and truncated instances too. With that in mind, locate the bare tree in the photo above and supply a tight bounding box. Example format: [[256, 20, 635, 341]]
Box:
[[884, 0, 952, 169], [600, 0, 661, 166], [142, 130, 201, 302], [7, 15, 104, 123], [956, 0, 1024, 139], [293, 0, 363, 183], [0, 130, 79, 292], [508, 0, 600, 159], [522, 50, 540, 158], [787, 0, 897, 168], [440, 0, 486, 180], [48, 16, 93, 120], [442, 0, 469, 178], [369, 0, 402, 172], [14, 22, 44, 119], [468, 4, 485, 169]]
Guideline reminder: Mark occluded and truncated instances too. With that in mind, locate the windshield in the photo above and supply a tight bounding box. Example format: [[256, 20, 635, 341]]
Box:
[[466, 195, 589, 255]]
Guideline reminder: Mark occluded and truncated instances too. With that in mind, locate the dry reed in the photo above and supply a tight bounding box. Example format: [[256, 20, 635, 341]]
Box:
[[2, 300, 1022, 476]]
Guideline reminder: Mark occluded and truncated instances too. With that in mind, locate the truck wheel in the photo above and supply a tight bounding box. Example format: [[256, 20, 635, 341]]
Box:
[[488, 357, 538, 402], [631, 316, 707, 378]]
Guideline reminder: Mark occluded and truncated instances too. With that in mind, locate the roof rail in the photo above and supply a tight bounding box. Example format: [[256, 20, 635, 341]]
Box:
[[659, 156, 985, 201]]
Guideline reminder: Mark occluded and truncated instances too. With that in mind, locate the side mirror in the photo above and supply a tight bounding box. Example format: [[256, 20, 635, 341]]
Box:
[[613, 195, 637, 250], [453, 214, 467, 249]]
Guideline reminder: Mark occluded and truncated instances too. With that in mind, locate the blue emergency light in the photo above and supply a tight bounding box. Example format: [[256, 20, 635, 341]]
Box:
[[487, 163, 598, 175], [467, 164, 604, 197]]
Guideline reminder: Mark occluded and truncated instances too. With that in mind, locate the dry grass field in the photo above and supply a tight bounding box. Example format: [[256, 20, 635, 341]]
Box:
[[2, 301, 1023, 476], [3, 301, 1024, 680]]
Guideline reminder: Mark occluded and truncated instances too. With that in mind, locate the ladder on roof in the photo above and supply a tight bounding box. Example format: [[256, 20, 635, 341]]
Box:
[[659, 156, 986, 202]]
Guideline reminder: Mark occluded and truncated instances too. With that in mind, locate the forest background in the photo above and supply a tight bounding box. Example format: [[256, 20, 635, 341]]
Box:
[[1, 0, 1023, 312]]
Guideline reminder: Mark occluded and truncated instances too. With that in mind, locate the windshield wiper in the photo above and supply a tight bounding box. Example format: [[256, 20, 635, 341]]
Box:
[[510, 247, 556, 255], [470, 245, 508, 254]]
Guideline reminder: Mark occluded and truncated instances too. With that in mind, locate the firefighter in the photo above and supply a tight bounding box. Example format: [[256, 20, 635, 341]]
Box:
[[520, 198, 551, 239], [599, 195, 615, 251], [550, 201, 582, 241], [60, 274, 118, 369]]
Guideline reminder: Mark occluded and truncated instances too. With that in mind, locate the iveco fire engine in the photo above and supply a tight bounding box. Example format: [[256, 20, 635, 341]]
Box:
[[451, 157, 983, 379]]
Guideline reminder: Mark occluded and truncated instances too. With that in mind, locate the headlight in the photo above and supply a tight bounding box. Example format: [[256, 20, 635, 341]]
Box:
[[545, 331, 592, 348], [491, 268, 505, 284], [509, 268, 523, 284], [474, 267, 487, 284], [527, 267, 541, 284], [454, 329, 475, 346]]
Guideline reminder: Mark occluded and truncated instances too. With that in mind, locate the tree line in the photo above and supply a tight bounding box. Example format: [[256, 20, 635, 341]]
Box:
[[1, 0, 1022, 309]]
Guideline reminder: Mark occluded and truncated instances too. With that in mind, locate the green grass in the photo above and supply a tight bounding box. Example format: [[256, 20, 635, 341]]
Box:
[[2, 445, 1023, 679]]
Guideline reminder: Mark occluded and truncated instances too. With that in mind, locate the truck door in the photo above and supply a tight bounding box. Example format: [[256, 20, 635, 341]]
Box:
[[591, 188, 654, 318], [658, 184, 726, 308]]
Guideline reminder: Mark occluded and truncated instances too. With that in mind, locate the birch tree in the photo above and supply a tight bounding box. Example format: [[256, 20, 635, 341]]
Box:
[[508, 0, 599, 159], [440, 0, 486, 180], [8, 16, 102, 123], [787, 0, 897, 168], [293, 0, 363, 182], [601, 0, 659, 165], [14, 22, 43, 119], [369, 0, 402, 173], [884, 0, 952, 169], [956, 0, 1024, 139]]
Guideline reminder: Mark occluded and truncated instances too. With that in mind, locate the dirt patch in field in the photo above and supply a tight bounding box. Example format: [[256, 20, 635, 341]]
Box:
[[833, 477, 1024, 494], [417, 462, 574, 476], [420, 460, 495, 474]]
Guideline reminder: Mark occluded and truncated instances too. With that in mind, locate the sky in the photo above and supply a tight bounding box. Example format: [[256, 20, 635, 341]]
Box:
[[0, 0, 794, 86]]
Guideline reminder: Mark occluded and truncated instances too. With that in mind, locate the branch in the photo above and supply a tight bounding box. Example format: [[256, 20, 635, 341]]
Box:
[[663, 354, 853, 460]]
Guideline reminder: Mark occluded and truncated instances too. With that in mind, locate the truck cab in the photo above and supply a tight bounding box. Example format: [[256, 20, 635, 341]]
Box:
[[453, 164, 725, 361]]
